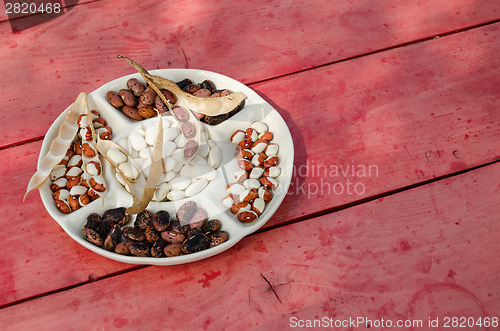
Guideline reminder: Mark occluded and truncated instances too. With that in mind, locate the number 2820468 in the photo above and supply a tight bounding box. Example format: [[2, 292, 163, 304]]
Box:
[[5, 1, 61, 14]]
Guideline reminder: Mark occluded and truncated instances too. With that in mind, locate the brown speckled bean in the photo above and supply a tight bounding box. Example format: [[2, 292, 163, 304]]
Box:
[[107, 91, 124, 108], [119, 89, 137, 107]]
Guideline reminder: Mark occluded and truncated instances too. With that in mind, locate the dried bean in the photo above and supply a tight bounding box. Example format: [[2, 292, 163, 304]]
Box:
[[182, 232, 209, 254], [134, 210, 152, 230], [152, 210, 170, 232], [208, 231, 229, 247], [102, 207, 130, 226], [82, 228, 104, 247], [130, 241, 151, 257], [104, 225, 122, 251], [122, 226, 146, 241]]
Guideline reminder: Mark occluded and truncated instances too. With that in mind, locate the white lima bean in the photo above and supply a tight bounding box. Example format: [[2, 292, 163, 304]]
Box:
[[120, 118, 221, 201]]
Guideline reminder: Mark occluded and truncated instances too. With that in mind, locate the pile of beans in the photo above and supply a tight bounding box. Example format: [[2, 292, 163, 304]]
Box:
[[106, 78, 234, 122], [82, 201, 229, 258], [50, 110, 112, 214], [222, 121, 281, 223]]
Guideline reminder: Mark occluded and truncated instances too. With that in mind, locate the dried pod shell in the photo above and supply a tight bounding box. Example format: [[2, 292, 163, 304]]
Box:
[[25, 93, 87, 200]]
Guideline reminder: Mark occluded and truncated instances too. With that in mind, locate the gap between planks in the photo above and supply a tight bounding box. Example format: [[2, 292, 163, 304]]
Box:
[[1, 158, 498, 311], [249, 18, 500, 86]]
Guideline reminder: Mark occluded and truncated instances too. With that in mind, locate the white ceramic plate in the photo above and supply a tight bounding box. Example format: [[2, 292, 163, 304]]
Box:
[[38, 69, 294, 265]]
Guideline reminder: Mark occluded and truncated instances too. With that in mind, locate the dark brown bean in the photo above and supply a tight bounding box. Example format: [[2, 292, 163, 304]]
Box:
[[181, 122, 196, 139], [119, 89, 137, 107], [176, 78, 193, 90], [182, 232, 209, 254], [182, 83, 201, 94], [122, 106, 143, 121], [151, 239, 168, 258], [115, 240, 132, 255], [176, 201, 198, 224], [107, 91, 124, 108], [140, 87, 156, 106], [82, 228, 104, 247], [134, 210, 152, 230], [138, 106, 157, 118], [144, 225, 161, 243], [172, 106, 190, 122], [170, 219, 185, 234], [201, 219, 221, 233], [152, 210, 170, 232], [122, 226, 146, 241], [103, 207, 130, 226], [97, 219, 114, 238], [161, 230, 186, 244], [208, 230, 229, 247], [200, 80, 216, 93], [164, 243, 183, 257], [127, 78, 146, 96], [130, 241, 151, 257], [184, 140, 199, 158], [84, 213, 102, 231], [104, 225, 122, 251]]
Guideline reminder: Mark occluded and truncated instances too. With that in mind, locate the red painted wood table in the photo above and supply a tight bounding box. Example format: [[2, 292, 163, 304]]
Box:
[[1, 0, 499, 330]]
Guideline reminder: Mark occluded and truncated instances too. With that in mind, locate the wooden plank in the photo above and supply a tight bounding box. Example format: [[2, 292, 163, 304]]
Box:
[[1, 0, 500, 146], [253, 22, 500, 225], [1, 162, 498, 329], [0, 24, 499, 307]]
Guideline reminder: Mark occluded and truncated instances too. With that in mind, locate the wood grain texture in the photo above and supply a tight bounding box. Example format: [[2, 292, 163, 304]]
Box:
[[1, 0, 499, 146], [254, 22, 500, 226], [1, 24, 499, 307], [1, 162, 498, 329]]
